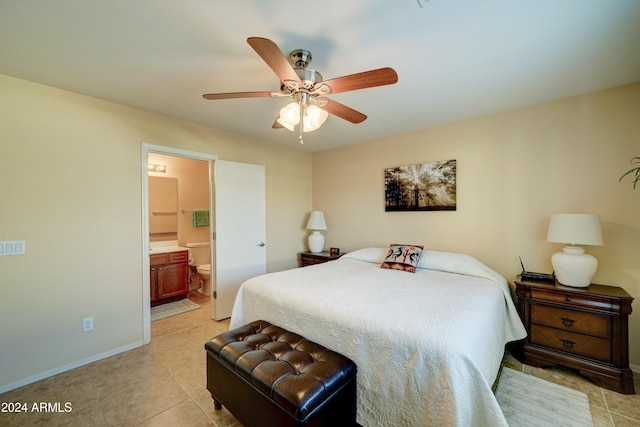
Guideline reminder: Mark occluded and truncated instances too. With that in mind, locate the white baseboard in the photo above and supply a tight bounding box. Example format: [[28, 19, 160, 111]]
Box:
[[0, 341, 144, 394], [631, 363, 639, 374]]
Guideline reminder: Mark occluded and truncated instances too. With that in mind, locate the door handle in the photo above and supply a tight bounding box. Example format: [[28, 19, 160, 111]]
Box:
[[257, 242, 266, 247]]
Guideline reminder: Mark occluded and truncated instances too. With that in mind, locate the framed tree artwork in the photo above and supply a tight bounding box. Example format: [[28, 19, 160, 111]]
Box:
[[384, 159, 456, 211]]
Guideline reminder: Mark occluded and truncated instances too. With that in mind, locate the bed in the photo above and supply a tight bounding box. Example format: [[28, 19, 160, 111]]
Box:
[[229, 247, 527, 426]]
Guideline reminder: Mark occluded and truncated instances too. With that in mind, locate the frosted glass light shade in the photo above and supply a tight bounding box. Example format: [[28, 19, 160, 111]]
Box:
[[276, 117, 294, 131], [278, 102, 328, 132], [278, 102, 300, 129], [547, 214, 603, 288], [302, 105, 328, 132]]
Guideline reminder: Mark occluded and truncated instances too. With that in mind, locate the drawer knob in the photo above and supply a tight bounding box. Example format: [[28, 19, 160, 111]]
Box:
[[565, 297, 571, 302], [560, 317, 576, 327], [560, 338, 575, 350]]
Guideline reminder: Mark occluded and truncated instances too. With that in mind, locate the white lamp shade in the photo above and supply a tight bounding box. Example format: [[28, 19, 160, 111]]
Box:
[[306, 211, 327, 231], [547, 214, 603, 246], [547, 213, 603, 287]]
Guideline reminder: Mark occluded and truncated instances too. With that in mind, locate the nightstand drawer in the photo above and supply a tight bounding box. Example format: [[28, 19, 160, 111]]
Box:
[[299, 251, 343, 267], [531, 324, 611, 363], [531, 304, 611, 339], [530, 289, 614, 311], [301, 256, 327, 265]]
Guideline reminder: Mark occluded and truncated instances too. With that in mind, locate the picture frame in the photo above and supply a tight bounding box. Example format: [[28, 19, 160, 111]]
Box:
[[384, 159, 456, 211]]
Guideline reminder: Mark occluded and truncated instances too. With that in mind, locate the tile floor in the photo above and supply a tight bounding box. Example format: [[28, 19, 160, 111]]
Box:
[[1, 291, 639, 426]]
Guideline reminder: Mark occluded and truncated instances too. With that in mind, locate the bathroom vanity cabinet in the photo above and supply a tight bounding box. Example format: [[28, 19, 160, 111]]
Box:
[[150, 250, 189, 306]]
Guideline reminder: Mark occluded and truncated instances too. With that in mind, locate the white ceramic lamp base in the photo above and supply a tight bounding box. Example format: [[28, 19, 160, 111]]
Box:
[[308, 231, 325, 253], [551, 246, 598, 288]]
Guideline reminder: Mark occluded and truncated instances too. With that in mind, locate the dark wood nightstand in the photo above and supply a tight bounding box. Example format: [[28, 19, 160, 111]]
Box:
[[299, 251, 343, 267], [514, 276, 635, 394]]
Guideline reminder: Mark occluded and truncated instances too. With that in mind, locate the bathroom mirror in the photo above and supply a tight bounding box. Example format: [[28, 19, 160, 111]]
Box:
[[149, 176, 178, 240]]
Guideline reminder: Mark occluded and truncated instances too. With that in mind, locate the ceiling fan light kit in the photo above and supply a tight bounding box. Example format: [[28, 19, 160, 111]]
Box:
[[277, 92, 328, 134], [203, 37, 398, 144]]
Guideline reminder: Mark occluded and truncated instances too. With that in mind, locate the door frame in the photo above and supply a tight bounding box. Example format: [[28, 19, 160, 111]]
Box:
[[141, 143, 217, 344]]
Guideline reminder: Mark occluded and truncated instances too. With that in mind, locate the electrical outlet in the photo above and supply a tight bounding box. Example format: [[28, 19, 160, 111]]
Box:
[[82, 317, 94, 332]]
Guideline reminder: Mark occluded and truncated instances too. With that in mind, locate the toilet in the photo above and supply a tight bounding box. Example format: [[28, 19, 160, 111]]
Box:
[[186, 242, 212, 296], [196, 264, 211, 295]]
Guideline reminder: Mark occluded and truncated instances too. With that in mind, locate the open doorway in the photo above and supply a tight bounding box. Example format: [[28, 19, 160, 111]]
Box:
[[149, 153, 211, 297], [141, 143, 217, 344]]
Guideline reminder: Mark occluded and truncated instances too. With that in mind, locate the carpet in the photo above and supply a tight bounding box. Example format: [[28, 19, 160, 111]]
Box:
[[496, 367, 594, 427], [151, 299, 201, 322]]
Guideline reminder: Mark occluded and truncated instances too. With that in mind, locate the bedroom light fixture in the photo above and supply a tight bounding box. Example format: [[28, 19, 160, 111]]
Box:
[[306, 211, 327, 253], [277, 92, 328, 144], [547, 213, 603, 287], [277, 101, 328, 132], [147, 163, 166, 173]]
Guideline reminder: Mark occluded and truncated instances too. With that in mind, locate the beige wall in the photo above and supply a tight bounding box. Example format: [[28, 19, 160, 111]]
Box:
[[313, 82, 640, 366], [0, 74, 312, 391]]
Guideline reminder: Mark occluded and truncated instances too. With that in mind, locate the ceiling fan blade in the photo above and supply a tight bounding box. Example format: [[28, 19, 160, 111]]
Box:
[[316, 67, 398, 95], [272, 118, 283, 129], [202, 91, 273, 100], [319, 98, 367, 124], [247, 37, 301, 87]]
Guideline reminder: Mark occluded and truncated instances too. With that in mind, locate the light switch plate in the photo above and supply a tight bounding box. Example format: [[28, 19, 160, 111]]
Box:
[[0, 240, 26, 256]]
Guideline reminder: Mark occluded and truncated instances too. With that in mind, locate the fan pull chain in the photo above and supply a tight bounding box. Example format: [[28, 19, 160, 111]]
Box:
[[298, 96, 304, 144]]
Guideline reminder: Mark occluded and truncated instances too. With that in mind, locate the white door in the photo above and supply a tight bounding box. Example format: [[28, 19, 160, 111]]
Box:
[[212, 160, 266, 320]]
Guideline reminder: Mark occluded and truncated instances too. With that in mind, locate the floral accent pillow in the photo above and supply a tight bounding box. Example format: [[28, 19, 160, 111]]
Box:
[[380, 244, 424, 273]]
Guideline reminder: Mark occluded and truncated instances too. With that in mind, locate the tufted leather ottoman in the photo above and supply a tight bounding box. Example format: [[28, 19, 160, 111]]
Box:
[[205, 320, 357, 427]]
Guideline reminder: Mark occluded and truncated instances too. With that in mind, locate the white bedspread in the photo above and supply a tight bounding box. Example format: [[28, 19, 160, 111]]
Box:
[[230, 248, 527, 427]]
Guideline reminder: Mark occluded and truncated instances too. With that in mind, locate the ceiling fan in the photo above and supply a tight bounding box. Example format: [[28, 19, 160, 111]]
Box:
[[203, 37, 398, 143]]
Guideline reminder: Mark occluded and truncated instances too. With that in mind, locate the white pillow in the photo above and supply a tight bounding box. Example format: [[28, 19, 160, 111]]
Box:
[[341, 247, 388, 264], [417, 250, 507, 285], [343, 248, 505, 285]]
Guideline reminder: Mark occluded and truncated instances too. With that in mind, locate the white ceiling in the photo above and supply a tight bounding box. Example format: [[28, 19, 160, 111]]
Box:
[[1, 0, 639, 152]]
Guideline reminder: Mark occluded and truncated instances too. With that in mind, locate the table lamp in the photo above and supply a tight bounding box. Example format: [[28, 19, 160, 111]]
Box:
[[546, 213, 603, 287], [306, 211, 327, 253]]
